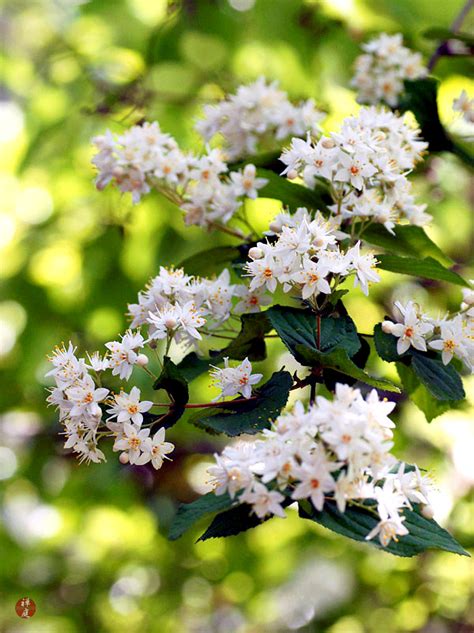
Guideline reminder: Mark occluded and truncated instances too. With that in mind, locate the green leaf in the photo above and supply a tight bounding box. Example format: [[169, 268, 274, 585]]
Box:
[[298, 500, 469, 557], [179, 246, 240, 276], [266, 305, 361, 364], [153, 356, 189, 427], [396, 363, 456, 421], [363, 224, 453, 266], [257, 168, 331, 212], [376, 254, 469, 287], [176, 351, 220, 382], [295, 346, 400, 392], [189, 370, 293, 436], [168, 492, 234, 541], [411, 353, 465, 402], [198, 503, 266, 540], [221, 312, 272, 361], [374, 324, 404, 362]]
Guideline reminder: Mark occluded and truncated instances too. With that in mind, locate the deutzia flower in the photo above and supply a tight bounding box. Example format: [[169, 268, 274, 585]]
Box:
[[142, 427, 175, 470], [105, 330, 145, 380], [429, 315, 472, 366], [106, 386, 153, 427], [229, 164, 268, 199], [240, 482, 287, 519], [365, 505, 409, 547], [113, 423, 151, 465], [385, 301, 434, 354], [210, 357, 263, 400], [347, 242, 380, 296], [65, 374, 109, 418], [453, 90, 474, 124]]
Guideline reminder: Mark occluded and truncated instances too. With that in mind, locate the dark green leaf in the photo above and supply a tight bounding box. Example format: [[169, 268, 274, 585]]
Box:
[[374, 324, 405, 362], [168, 492, 234, 541], [176, 351, 220, 382], [376, 254, 469, 287], [222, 312, 272, 361], [257, 168, 331, 212], [266, 305, 361, 364], [189, 370, 293, 436], [363, 224, 453, 266], [411, 352, 465, 401], [396, 363, 459, 421], [298, 500, 469, 557], [153, 356, 189, 427], [295, 346, 400, 392], [179, 246, 240, 276], [198, 503, 265, 540]]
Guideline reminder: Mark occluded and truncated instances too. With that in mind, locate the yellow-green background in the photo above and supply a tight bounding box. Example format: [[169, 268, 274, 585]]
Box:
[[1, 1, 473, 631]]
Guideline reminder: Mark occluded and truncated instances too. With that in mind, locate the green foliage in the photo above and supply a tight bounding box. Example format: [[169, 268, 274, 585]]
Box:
[[396, 363, 454, 421], [257, 168, 331, 211], [266, 305, 361, 361], [179, 246, 241, 276], [168, 492, 235, 541], [362, 224, 453, 266], [221, 312, 272, 361], [376, 254, 469, 287], [298, 500, 469, 557], [189, 370, 292, 436]]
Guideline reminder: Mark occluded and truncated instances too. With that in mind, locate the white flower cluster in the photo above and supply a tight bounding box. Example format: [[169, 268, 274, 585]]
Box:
[[208, 384, 434, 547], [195, 77, 325, 161], [46, 344, 174, 467], [245, 207, 380, 300], [382, 297, 474, 370], [210, 357, 263, 400], [281, 106, 430, 232], [453, 90, 474, 124], [128, 266, 271, 347], [92, 122, 267, 227], [351, 33, 427, 107]]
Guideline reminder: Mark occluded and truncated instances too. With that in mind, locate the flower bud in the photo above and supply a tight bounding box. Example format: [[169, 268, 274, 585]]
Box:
[[248, 247, 264, 260], [164, 317, 177, 330], [286, 169, 298, 180], [119, 452, 129, 465], [421, 504, 434, 520], [321, 138, 335, 149], [461, 288, 474, 305], [382, 320, 395, 334], [312, 236, 325, 248], [269, 221, 282, 234], [136, 354, 149, 367]]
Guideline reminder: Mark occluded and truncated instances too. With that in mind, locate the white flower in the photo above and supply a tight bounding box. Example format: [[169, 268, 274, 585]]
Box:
[[365, 507, 409, 547], [240, 482, 287, 519], [107, 386, 153, 426], [291, 256, 331, 299], [453, 90, 474, 124], [229, 164, 268, 199], [65, 374, 109, 418], [347, 242, 380, 296], [105, 330, 144, 380], [388, 301, 434, 354], [234, 286, 272, 314], [113, 423, 151, 465], [429, 315, 472, 366], [210, 357, 263, 400], [334, 151, 377, 190], [142, 427, 174, 470]]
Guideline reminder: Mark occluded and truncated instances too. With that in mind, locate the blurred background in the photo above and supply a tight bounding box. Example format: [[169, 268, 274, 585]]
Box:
[[1, 0, 473, 631]]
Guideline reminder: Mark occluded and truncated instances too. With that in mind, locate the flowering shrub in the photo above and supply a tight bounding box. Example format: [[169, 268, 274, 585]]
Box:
[[46, 35, 474, 557]]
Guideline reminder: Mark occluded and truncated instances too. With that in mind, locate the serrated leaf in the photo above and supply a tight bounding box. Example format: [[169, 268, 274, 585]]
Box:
[[153, 356, 189, 427], [198, 503, 266, 540], [257, 168, 331, 212], [179, 246, 240, 276], [222, 312, 272, 361], [411, 352, 465, 401], [363, 224, 453, 266], [266, 305, 361, 364], [376, 254, 468, 287], [298, 500, 469, 557], [176, 351, 220, 382], [295, 346, 400, 392], [189, 370, 293, 436], [168, 492, 235, 541], [396, 363, 457, 421]]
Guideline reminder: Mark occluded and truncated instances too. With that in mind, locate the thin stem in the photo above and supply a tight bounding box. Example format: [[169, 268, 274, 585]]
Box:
[[208, 222, 247, 240], [428, 0, 474, 71], [141, 365, 158, 379]]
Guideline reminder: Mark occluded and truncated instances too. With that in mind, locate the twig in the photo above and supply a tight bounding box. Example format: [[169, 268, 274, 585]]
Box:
[[151, 396, 258, 409], [428, 0, 474, 71]]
